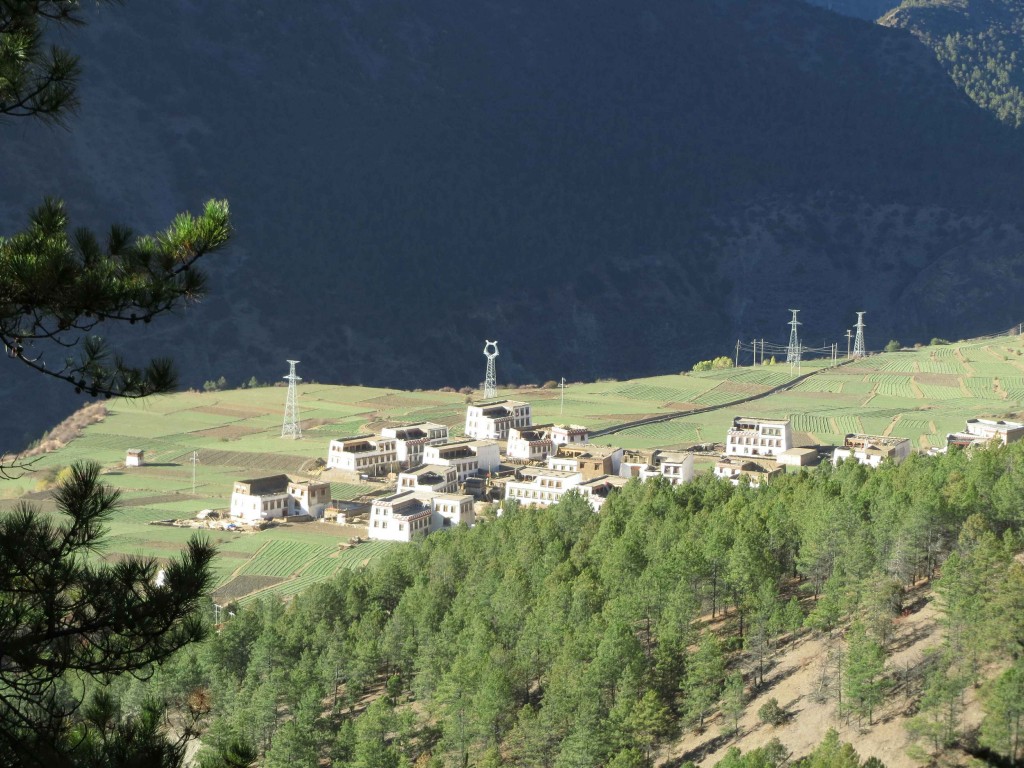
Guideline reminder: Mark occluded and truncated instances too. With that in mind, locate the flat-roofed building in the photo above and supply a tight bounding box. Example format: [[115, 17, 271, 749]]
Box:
[[367, 490, 474, 542], [326, 435, 398, 476], [424, 439, 501, 481], [504, 467, 584, 508], [381, 422, 449, 467], [230, 475, 331, 522], [656, 451, 695, 485], [778, 447, 819, 467], [507, 425, 556, 462], [550, 424, 589, 446], [617, 448, 693, 485], [833, 434, 912, 468], [725, 416, 792, 459], [947, 418, 1024, 448], [125, 448, 145, 467], [464, 399, 532, 440], [396, 464, 459, 494], [713, 457, 784, 488], [548, 443, 624, 479]]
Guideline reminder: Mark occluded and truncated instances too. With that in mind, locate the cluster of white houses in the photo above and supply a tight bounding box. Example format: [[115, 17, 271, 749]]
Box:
[[227, 399, 1024, 543]]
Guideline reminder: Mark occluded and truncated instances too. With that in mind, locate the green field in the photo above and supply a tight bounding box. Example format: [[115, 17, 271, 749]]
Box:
[[6, 333, 1024, 603]]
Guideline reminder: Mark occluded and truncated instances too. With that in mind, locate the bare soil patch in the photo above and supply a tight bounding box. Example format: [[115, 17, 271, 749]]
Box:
[[914, 373, 960, 387], [191, 405, 268, 418], [212, 575, 285, 602], [189, 425, 262, 440], [658, 595, 942, 767]]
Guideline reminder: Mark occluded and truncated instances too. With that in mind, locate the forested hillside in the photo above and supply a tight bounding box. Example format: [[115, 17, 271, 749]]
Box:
[[110, 445, 1024, 767], [5, 0, 1024, 451], [881, 0, 1024, 128]]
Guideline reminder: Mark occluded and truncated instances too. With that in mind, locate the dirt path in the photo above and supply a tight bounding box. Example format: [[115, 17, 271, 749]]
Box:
[[657, 598, 942, 767]]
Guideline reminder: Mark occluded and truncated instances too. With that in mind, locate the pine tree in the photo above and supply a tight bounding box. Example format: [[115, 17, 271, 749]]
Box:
[[0, 462, 215, 767]]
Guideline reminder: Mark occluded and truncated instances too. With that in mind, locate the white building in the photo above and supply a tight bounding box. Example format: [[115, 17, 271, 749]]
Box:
[[507, 425, 556, 462], [464, 399, 532, 440], [367, 490, 475, 542], [423, 439, 501, 481], [947, 418, 1024, 448], [396, 464, 459, 494], [833, 434, 912, 468], [229, 475, 331, 522], [713, 457, 783, 488], [617, 448, 692, 485], [125, 448, 145, 467], [326, 435, 398, 476], [381, 422, 449, 467], [504, 467, 584, 508], [725, 416, 792, 459], [656, 451, 695, 486], [550, 424, 589, 446]]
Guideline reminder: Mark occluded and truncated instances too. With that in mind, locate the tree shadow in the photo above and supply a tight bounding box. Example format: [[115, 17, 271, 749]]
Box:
[[664, 732, 735, 767]]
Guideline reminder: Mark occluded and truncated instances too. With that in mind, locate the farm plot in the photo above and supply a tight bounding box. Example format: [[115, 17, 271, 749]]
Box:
[[917, 361, 966, 375], [614, 420, 704, 446], [868, 375, 917, 399], [889, 417, 934, 440], [211, 575, 285, 602], [791, 376, 845, 394], [703, 368, 794, 387], [788, 414, 833, 434], [693, 387, 748, 407], [831, 415, 863, 435], [869, 357, 920, 373], [236, 539, 338, 578], [189, 449, 310, 472], [609, 380, 713, 403], [329, 483, 374, 501], [963, 378, 999, 398], [914, 383, 966, 401]]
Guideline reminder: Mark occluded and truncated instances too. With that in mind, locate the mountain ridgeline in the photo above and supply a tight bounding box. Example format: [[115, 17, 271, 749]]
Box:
[[3, 0, 1024, 450]]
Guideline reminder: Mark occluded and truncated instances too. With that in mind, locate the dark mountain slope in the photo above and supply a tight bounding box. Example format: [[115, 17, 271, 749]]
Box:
[[2, 0, 1024, 450]]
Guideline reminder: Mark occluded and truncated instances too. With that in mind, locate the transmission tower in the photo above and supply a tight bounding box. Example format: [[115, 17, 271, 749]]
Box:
[[483, 341, 499, 399], [281, 360, 302, 439], [853, 312, 866, 358], [786, 309, 801, 364]]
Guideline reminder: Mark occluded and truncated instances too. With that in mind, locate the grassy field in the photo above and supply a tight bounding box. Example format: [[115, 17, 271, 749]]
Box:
[[5, 332, 1024, 603]]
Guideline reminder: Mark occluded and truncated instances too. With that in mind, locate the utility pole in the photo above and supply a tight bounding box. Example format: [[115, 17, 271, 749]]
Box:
[[559, 377, 566, 416], [752, 340, 757, 366], [846, 329, 853, 360], [735, 340, 740, 369], [190, 450, 199, 495], [761, 339, 765, 366]]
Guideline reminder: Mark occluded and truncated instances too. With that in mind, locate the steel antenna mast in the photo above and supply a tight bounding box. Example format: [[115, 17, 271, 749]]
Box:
[[483, 341, 499, 399]]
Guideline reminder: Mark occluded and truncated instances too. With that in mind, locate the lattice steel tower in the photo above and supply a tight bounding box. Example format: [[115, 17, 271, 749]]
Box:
[[786, 309, 802, 364], [853, 312, 866, 358], [483, 341, 499, 399], [281, 360, 302, 439]]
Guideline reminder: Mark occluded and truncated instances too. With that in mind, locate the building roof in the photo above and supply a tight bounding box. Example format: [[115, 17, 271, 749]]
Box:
[[656, 451, 692, 464], [842, 433, 909, 448], [517, 467, 582, 480], [236, 475, 291, 495], [731, 416, 790, 428], [557, 443, 621, 460]]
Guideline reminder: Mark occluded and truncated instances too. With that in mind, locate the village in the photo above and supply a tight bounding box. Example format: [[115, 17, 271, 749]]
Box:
[[132, 395, 1024, 545]]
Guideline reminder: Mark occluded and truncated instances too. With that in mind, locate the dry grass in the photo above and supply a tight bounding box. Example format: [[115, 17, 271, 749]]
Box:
[[17, 402, 108, 458]]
